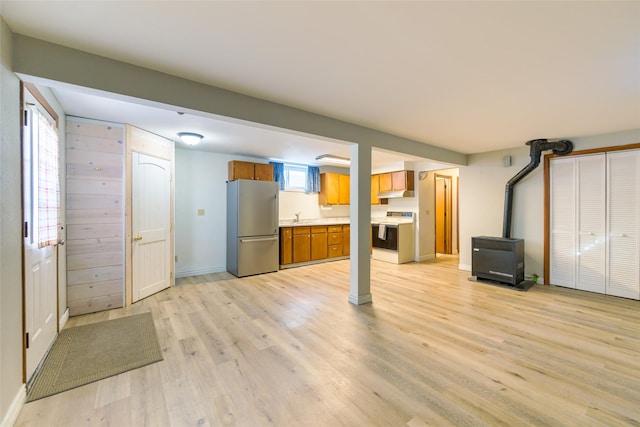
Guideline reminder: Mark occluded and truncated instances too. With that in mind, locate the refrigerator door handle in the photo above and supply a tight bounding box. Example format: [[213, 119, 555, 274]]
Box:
[[240, 237, 278, 243]]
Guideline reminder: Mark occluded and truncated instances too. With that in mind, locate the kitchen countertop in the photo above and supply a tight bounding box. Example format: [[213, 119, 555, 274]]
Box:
[[279, 217, 350, 227]]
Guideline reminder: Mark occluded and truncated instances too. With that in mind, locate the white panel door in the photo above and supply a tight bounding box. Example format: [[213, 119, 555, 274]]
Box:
[[23, 102, 58, 381], [550, 157, 577, 288], [132, 152, 171, 302], [607, 149, 640, 299], [576, 154, 606, 293]]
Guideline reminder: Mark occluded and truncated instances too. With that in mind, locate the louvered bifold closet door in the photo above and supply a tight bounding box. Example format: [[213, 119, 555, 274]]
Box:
[[550, 157, 577, 288], [606, 149, 640, 299], [576, 154, 607, 293]]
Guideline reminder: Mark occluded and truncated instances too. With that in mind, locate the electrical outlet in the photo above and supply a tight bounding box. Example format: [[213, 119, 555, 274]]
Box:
[[197, 208, 205, 216], [175, 255, 178, 262]]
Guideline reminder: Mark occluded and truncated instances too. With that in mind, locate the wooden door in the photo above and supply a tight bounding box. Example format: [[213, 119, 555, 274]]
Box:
[[435, 175, 452, 254], [339, 175, 350, 205], [23, 93, 59, 381], [254, 163, 274, 181], [132, 152, 171, 302]]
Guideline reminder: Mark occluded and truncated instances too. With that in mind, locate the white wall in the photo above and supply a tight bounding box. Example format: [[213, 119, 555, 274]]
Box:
[[459, 129, 640, 280], [0, 16, 24, 427]]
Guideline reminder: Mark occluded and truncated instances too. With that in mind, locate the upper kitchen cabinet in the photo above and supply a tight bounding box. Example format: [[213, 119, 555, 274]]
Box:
[[371, 174, 388, 205], [392, 170, 415, 191], [379, 172, 393, 192], [319, 172, 350, 205], [228, 160, 274, 181]]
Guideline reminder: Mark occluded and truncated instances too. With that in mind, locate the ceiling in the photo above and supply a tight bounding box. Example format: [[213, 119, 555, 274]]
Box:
[[2, 1, 639, 165]]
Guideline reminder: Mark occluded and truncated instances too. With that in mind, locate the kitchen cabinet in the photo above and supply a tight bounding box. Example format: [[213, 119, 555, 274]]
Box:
[[339, 175, 350, 204], [292, 226, 311, 263], [379, 173, 393, 192], [342, 225, 350, 256], [279, 223, 350, 267], [280, 227, 293, 265], [228, 160, 274, 181], [370, 175, 388, 205], [311, 226, 328, 260], [328, 225, 343, 258], [319, 172, 350, 205], [392, 170, 415, 191]]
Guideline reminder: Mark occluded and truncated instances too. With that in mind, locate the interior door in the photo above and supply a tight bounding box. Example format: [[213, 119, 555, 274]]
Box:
[[132, 152, 171, 302], [435, 175, 452, 254], [23, 97, 59, 381]]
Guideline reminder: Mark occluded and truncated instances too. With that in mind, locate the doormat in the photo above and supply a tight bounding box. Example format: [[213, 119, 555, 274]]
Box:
[[27, 312, 163, 402], [468, 276, 536, 292]]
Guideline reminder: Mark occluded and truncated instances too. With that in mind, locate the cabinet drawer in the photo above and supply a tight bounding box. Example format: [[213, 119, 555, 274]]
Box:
[[293, 226, 311, 235], [328, 225, 343, 233], [328, 232, 343, 245], [311, 226, 327, 234], [328, 245, 343, 258]]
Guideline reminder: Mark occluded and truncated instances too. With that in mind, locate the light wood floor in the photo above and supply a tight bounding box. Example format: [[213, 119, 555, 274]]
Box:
[[16, 257, 640, 426]]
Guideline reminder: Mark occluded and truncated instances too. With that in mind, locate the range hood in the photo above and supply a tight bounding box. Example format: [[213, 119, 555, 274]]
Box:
[[377, 190, 415, 199]]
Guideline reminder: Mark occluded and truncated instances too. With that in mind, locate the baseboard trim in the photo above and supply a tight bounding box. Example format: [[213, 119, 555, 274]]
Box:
[[175, 266, 227, 278], [59, 307, 70, 330], [419, 254, 436, 262], [459, 263, 471, 271], [0, 384, 25, 427], [348, 293, 372, 305]]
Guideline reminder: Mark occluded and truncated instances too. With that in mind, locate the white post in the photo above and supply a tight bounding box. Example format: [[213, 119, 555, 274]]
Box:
[[349, 143, 372, 305]]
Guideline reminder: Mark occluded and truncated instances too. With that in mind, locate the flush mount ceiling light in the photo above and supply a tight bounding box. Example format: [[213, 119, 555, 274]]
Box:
[[178, 132, 203, 145], [315, 154, 350, 166]]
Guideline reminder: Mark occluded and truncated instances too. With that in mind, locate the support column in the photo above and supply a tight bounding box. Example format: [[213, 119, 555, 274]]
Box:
[[349, 143, 372, 305]]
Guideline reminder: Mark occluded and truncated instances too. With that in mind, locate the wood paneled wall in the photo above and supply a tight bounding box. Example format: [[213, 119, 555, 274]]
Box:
[[66, 119, 125, 315]]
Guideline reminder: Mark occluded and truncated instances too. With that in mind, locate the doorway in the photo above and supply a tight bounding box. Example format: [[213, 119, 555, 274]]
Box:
[[22, 84, 60, 382]]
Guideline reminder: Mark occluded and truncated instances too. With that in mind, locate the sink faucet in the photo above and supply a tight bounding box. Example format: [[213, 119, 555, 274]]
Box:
[[294, 212, 301, 223]]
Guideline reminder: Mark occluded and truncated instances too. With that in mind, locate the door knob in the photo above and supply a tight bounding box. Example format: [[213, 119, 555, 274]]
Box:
[[134, 235, 142, 241]]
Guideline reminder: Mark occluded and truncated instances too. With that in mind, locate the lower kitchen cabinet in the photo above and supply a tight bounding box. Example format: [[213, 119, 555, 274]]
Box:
[[279, 224, 350, 267], [292, 227, 311, 263], [280, 227, 293, 265], [342, 225, 350, 256], [311, 226, 328, 260], [328, 225, 343, 258]]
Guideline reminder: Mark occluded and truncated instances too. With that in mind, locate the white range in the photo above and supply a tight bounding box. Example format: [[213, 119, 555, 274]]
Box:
[[371, 211, 415, 264]]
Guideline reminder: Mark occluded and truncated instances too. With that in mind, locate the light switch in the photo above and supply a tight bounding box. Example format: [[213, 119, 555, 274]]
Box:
[[197, 209, 205, 216]]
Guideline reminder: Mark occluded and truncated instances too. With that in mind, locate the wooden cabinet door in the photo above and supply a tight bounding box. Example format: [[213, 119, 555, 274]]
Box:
[[371, 174, 380, 204], [391, 170, 415, 191], [311, 226, 328, 260], [342, 225, 350, 256], [228, 160, 255, 180], [319, 173, 340, 205], [339, 174, 350, 205], [280, 227, 293, 265], [254, 163, 274, 181], [379, 173, 392, 192], [292, 227, 311, 263]]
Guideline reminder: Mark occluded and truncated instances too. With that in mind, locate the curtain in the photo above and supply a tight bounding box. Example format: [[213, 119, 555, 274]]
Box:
[[36, 109, 60, 248], [270, 161, 285, 190], [306, 166, 320, 193]]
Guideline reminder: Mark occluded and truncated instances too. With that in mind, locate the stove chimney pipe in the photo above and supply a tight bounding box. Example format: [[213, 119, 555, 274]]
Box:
[[502, 138, 573, 238]]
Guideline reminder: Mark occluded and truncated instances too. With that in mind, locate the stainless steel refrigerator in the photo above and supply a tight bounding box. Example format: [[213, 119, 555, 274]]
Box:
[[227, 179, 279, 277]]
